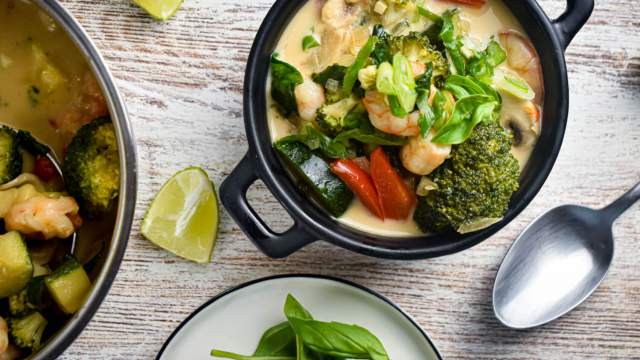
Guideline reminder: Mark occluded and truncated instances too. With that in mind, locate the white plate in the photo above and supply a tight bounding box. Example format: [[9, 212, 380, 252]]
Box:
[[157, 275, 442, 360]]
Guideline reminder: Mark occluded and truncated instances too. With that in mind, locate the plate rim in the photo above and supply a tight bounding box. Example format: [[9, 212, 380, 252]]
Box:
[[155, 273, 443, 360]]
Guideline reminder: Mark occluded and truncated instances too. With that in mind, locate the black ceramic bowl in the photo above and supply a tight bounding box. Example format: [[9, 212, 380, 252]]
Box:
[[220, 0, 594, 260]]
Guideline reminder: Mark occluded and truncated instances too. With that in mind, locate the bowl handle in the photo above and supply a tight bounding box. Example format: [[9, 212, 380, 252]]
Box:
[[220, 152, 317, 258], [552, 0, 594, 50]]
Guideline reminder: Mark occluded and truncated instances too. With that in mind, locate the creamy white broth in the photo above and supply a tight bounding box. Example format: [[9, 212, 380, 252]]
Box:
[[269, 0, 541, 236]]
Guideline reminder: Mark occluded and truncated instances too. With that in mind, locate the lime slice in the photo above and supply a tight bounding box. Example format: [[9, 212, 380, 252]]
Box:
[[133, 0, 183, 21], [141, 167, 218, 263]]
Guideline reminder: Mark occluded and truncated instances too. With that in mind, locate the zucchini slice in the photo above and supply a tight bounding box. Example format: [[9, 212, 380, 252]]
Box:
[[0, 231, 34, 298], [45, 257, 92, 314], [275, 140, 353, 217]]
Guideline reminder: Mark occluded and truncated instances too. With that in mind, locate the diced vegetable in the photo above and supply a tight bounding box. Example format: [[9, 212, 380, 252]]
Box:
[[8, 276, 49, 317], [0, 125, 22, 185], [370, 148, 415, 219], [275, 140, 353, 217], [32, 44, 66, 93], [0, 232, 33, 299], [45, 257, 91, 314], [331, 159, 384, 219]]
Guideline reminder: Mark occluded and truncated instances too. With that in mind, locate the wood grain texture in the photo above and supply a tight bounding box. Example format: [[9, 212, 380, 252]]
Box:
[[54, 0, 639, 358]]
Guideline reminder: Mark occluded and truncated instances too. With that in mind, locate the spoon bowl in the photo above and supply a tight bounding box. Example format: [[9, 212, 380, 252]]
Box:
[[493, 182, 639, 329]]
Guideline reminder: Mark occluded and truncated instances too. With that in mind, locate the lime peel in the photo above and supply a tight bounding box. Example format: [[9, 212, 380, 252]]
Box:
[[133, 0, 184, 21], [141, 167, 219, 263]]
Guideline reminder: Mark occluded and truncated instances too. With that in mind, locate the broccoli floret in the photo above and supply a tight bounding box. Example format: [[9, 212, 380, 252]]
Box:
[[315, 96, 359, 135], [63, 117, 120, 216], [414, 122, 520, 233], [358, 65, 378, 90], [8, 277, 50, 317], [388, 32, 449, 78], [8, 312, 48, 351], [0, 125, 22, 185]]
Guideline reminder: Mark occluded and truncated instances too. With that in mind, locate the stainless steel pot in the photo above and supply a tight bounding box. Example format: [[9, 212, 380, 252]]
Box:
[[27, 1, 137, 359]]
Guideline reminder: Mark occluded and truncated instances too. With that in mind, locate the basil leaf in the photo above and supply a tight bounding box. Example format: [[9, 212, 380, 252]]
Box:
[[444, 75, 501, 103], [432, 95, 497, 144], [270, 54, 303, 117], [253, 322, 297, 357], [286, 318, 390, 360], [312, 65, 346, 87], [284, 294, 314, 321], [210, 350, 295, 360], [342, 36, 378, 97], [280, 125, 354, 159], [468, 39, 506, 81], [371, 25, 392, 65], [334, 128, 407, 146], [302, 35, 320, 51], [440, 10, 466, 75], [431, 89, 452, 130]]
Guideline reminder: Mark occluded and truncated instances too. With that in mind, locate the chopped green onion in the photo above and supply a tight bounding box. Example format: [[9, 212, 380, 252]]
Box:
[[417, 6, 441, 23], [494, 70, 535, 101], [302, 34, 320, 51], [342, 36, 378, 97]]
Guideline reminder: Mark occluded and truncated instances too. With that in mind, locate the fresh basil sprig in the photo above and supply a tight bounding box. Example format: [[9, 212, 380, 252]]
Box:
[[211, 295, 389, 360]]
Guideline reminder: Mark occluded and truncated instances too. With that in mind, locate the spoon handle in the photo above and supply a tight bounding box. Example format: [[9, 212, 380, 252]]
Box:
[[601, 181, 640, 222]]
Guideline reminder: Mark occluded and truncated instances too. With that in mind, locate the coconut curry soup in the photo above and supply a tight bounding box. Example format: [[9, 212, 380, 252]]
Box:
[[268, 0, 543, 237], [0, 1, 120, 358]]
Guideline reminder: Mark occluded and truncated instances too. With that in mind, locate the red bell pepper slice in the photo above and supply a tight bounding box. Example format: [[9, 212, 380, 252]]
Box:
[[370, 147, 416, 220], [331, 159, 384, 220], [439, 0, 486, 8]]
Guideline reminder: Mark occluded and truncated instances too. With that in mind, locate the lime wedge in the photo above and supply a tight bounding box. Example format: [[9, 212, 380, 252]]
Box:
[[141, 167, 218, 263], [133, 0, 183, 21]]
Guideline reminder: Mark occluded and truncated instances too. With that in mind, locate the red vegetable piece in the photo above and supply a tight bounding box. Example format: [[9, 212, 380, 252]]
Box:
[[438, 0, 486, 8], [331, 159, 384, 220], [370, 148, 416, 220]]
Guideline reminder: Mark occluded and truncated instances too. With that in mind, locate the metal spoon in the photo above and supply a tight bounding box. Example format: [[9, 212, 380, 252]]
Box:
[[493, 181, 640, 329]]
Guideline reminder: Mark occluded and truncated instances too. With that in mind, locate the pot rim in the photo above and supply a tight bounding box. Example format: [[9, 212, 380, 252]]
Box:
[[27, 1, 137, 359]]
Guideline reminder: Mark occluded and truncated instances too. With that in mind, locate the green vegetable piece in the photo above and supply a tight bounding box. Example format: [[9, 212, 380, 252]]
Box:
[[467, 39, 506, 80], [0, 125, 22, 185], [440, 10, 466, 75], [494, 70, 536, 101], [45, 257, 92, 314], [315, 97, 359, 136], [302, 35, 320, 51], [63, 117, 120, 216], [270, 54, 304, 117], [312, 64, 347, 87], [414, 122, 520, 232], [254, 322, 297, 356], [432, 94, 498, 145], [417, 5, 442, 23], [376, 53, 417, 114], [0, 231, 33, 299], [342, 36, 378, 97], [333, 128, 406, 146], [275, 140, 352, 217], [16, 130, 50, 155], [8, 311, 48, 351], [282, 124, 353, 159], [8, 276, 50, 317]]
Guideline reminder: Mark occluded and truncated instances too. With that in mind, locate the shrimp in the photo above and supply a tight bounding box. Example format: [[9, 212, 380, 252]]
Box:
[[0, 184, 42, 218], [322, 0, 359, 29], [401, 130, 451, 175], [499, 30, 544, 105], [295, 80, 325, 122], [362, 90, 421, 136], [4, 195, 82, 240], [0, 316, 7, 355]]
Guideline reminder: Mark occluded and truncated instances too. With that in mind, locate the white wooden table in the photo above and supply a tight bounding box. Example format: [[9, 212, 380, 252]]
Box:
[[58, 0, 639, 358]]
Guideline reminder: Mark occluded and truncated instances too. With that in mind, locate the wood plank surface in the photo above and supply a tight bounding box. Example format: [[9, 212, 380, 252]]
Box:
[[55, 0, 639, 358]]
